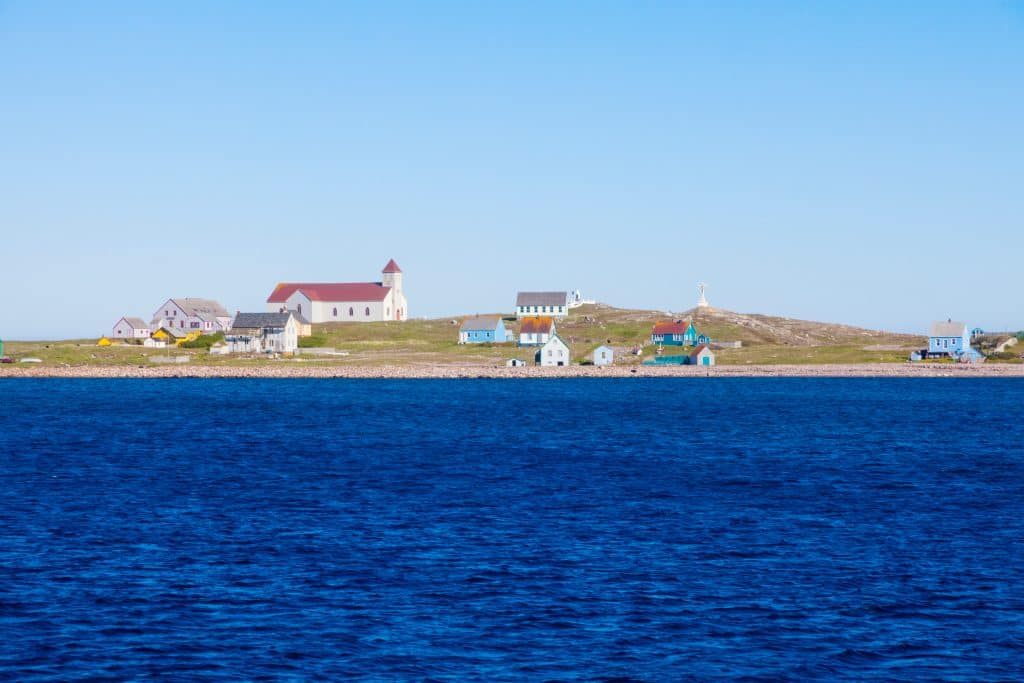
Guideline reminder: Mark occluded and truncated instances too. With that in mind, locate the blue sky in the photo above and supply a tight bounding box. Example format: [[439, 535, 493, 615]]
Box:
[[1, 2, 1021, 339]]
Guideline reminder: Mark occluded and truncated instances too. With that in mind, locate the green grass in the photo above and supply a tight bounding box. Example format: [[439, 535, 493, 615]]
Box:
[[1, 305, 932, 368]]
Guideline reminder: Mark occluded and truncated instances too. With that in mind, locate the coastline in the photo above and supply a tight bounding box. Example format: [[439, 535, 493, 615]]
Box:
[[2, 363, 1022, 379]]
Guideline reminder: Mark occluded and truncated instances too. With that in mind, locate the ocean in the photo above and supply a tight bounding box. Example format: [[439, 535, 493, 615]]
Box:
[[1, 378, 1022, 680]]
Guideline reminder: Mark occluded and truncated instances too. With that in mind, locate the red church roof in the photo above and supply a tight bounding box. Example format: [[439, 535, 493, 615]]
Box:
[[382, 259, 402, 273], [652, 320, 691, 336], [267, 282, 391, 304]]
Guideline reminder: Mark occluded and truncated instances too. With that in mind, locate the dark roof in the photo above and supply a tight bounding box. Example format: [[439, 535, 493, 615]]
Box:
[[460, 316, 503, 332], [653, 320, 691, 335], [382, 259, 403, 273], [517, 291, 567, 307], [520, 316, 554, 334], [267, 282, 391, 303], [232, 312, 293, 329]]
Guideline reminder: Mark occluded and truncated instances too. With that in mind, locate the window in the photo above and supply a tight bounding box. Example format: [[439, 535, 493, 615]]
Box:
[[365, 307, 370, 316], [548, 349, 553, 356], [349, 307, 354, 316], [297, 304, 302, 315], [333, 307, 338, 317]]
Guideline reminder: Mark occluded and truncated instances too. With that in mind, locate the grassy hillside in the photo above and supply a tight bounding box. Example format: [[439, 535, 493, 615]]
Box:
[[0, 304, 944, 368]]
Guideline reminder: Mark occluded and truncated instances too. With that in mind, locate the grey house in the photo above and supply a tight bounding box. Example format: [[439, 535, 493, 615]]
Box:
[[227, 312, 299, 354]]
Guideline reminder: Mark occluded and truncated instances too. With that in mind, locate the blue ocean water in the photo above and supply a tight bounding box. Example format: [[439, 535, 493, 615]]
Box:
[[1, 378, 1022, 681]]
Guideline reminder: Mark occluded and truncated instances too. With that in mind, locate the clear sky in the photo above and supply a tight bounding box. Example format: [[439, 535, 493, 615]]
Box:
[[2, 1, 1021, 339]]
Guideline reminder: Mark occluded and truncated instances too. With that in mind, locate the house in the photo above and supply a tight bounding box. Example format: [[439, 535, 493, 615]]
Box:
[[292, 311, 313, 337], [928, 320, 970, 358], [651, 320, 709, 347], [152, 298, 232, 333], [267, 259, 408, 323], [516, 292, 569, 318], [593, 345, 614, 366], [506, 359, 527, 367], [536, 335, 571, 367], [459, 316, 509, 344], [519, 316, 556, 346], [152, 326, 189, 342], [112, 316, 151, 339], [689, 344, 715, 366], [227, 312, 299, 354]]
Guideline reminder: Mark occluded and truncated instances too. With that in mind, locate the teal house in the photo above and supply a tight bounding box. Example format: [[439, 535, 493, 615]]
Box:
[[651, 320, 709, 346]]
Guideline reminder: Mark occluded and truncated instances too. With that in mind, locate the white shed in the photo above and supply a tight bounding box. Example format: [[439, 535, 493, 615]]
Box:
[[593, 345, 613, 366], [536, 335, 571, 367]]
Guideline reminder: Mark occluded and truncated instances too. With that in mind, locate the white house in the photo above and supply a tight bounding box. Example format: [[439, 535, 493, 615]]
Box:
[[516, 291, 569, 318], [267, 259, 408, 324], [112, 316, 151, 339], [226, 312, 299, 354], [536, 335, 571, 367], [151, 298, 232, 333], [929, 320, 971, 358], [519, 316, 556, 346], [593, 345, 614, 366]]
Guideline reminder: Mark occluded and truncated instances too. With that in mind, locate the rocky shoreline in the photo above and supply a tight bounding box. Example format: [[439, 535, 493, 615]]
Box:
[[2, 363, 1022, 379]]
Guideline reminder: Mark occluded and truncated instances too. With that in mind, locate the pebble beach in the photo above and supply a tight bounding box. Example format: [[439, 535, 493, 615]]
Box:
[[2, 363, 1022, 379]]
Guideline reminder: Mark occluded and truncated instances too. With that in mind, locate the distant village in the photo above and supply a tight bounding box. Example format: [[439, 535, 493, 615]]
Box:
[[86, 257, 1009, 368]]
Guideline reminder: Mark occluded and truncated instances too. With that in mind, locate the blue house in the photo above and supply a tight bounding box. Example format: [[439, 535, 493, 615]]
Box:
[[651, 320, 709, 347], [459, 316, 509, 344], [928, 319, 971, 358]]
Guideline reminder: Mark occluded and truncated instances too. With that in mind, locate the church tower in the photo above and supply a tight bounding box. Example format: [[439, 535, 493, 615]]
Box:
[[382, 259, 407, 320]]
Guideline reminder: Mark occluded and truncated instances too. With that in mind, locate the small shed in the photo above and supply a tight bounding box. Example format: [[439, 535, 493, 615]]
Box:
[[506, 359, 526, 367], [593, 345, 614, 366], [689, 344, 715, 366]]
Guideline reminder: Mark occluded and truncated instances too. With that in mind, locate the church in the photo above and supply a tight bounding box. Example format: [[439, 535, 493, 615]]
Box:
[[266, 259, 408, 323]]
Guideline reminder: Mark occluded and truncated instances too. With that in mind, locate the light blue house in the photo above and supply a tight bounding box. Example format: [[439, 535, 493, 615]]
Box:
[[928, 320, 970, 358], [651, 320, 709, 347], [459, 316, 509, 344]]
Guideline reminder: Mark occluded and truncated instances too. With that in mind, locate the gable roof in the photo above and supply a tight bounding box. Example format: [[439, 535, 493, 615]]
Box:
[[382, 259, 402, 273], [169, 298, 230, 319], [520, 316, 555, 334], [120, 317, 148, 329], [517, 291, 568, 307], [460, 316, 503, 332], [541, 333, 569, 350], [690, 343, 713, 357], [232, 312, 294, 330], [653, 320, 692, 336], [930, 320, 968, 337], [267, 282, 391, 303]]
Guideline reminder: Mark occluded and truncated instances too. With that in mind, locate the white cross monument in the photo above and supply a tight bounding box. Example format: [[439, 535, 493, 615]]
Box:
[[697, 282, 709, 308]]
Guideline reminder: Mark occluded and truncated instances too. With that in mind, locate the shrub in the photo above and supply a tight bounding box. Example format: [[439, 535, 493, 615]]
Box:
[[179, 332, 224, 349]]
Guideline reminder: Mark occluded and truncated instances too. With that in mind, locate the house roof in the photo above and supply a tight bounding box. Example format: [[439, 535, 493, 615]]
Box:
[[170, 298, 230, 319], [517, 291, 568, 307], [460, 315, 503, 332], [267, 282, 391, 303], [382, 259, 402, 273], [930, 320, 968, 337], [541, 333, 568, 349], [520, 316, 555, 334], [653, 320, 692, 336], [121, 317, 148, 329], [232, 312, 294, 330], [690, 343, 713, 357]]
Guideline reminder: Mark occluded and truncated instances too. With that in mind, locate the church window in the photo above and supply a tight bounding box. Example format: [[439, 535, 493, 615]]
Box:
[[349, 307, 354, 316], [365, 307, 370, 316], [333, 307, 337, 317]]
